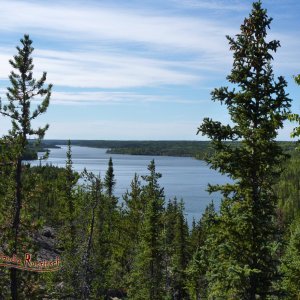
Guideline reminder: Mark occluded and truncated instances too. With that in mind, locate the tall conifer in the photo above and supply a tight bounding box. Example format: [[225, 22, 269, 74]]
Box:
[[104, 157, 116, 199], [129, 160, 165, 300], [0, 35, 52, 300], [197, 2, 291, 298]]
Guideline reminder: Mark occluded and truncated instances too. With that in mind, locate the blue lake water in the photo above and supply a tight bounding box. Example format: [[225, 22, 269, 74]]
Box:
[[31, 145, 230, 224]]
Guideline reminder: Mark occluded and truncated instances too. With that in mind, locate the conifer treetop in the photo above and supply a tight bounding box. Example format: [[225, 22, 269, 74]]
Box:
[[0, 34, 52, 144]]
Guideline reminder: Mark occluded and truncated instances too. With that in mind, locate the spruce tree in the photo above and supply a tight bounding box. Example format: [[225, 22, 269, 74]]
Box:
[[281, 218, 300, 299], [122, 174, 144, 273], [169, 200, 190, 300], [79, 170, 102, 299], [129, 160, 165, 300], [187, 202, 216, 299], [124, 173, 145, 230], [197, 2, 291, 298], [64, 140, 78, 243], [0, 34, 52, 300], [58, 141, 81, 296], [104, 157, 116, 199], [280, 73, 300, 299], [164, 199, 179, 295]]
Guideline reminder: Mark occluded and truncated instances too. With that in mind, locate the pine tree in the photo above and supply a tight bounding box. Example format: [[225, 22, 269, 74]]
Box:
[[0, 34, 52, 300], [197, 2, 291, 298]]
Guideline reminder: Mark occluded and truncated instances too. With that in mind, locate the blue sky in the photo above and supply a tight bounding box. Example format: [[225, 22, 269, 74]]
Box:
[[0, 0, 299, 140]]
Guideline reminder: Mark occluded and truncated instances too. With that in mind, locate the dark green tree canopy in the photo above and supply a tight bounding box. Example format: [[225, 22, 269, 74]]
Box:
[[104, 157, 116, 198], [198, 1, 291, 184], [197, 1, 291, 298]]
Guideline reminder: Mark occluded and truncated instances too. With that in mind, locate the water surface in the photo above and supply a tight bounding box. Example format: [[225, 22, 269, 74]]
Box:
[[32, 146, 230, 223]]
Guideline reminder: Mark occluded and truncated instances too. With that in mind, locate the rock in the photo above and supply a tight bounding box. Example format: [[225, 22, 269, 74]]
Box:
[[41, 226, 55, 239], [105, 289, 127, 300]]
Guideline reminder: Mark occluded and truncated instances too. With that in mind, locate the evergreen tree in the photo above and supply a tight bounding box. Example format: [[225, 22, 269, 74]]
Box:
[[169, 200, 190, 300], [187, 202, 216, 300], [281, 218, 300, 299], [104, 157, 116, 199], [64, 140, 78, 243], [197, 2, 291, 298], [129, 160, 165, 300], [57, 141, 81, 297], [164, 199, 179, 295], [79, 170, 102, 299], [279, 73, 300, 299], [104, 157, 118, 235], [122, 174, 144, 276], [0, 34, 52, 300]]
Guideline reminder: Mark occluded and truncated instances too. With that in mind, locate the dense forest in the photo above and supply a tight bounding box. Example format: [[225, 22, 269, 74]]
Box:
[[32, 140, 298, 161], [40, 140, 213, 159], [1, 1, 300, 299]]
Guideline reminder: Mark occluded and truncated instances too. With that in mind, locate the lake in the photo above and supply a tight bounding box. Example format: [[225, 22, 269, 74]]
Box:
[[31, 145, 230, 224]]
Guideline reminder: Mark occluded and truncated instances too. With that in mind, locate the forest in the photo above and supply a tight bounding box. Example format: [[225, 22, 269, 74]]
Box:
[[30, 140, 298, 161], [0, 1, 300, 299]]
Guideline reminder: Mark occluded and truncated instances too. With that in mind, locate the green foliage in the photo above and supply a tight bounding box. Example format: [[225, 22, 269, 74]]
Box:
[[128, 160, 166, 300], [166, 199, 190, 300], [288, 75, 300, 143], [277, 73, 300, 299], [281, 218, 300, 298], [197, 1, 291, 298], [0, 34, 52, 299], [187, 202, 216, 299], [104, 157, 116, 198], [275, 158, 300, 223], [0, 34, 52, 146]]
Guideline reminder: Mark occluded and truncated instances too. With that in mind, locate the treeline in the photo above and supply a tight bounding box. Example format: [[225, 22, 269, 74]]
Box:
[[30, 139, 299, 161], [41, 140, 213, 159]]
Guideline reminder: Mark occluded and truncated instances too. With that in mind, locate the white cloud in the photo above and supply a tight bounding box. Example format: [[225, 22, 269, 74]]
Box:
[[171, 0, 248, 11], [0, 0, 237, 91], [50, 91, 203, 105], [0, 47, 201, 89], [0, 1, 233, 54]]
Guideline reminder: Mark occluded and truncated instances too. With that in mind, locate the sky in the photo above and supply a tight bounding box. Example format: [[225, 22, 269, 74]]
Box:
[[0, 0, 299, 140]]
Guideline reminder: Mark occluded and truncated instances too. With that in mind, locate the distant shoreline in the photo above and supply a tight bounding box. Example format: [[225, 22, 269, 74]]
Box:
[[31, 140, 298, 160], [38, 140, 212, 159]]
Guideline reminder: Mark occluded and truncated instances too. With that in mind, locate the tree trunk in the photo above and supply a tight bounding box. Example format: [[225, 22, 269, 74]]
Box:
[[10, 158, 22, 300]]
